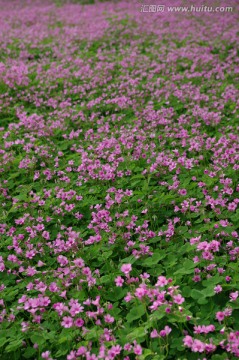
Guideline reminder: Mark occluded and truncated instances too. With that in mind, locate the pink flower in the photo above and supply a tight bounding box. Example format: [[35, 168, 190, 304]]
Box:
[[205, 343, 216, 352], [224, 308, 232, 316], [191, 339, 205, 353], [67, 351, 77, 360], [120, 264, 132, 275], [61, 316, 73, 328], [178, 189, 187, 196], [194, 325, 215, 334], [49, 282, 58, 292], [155, 276, 168, 287], [124, 343, 132, 351], [230, 291, 238, 301], [159, 326, 172, 337], [115, 276, 124, 287], [214, 285, 222, 293], [76, 347, 87, 356], [104, 314, 114, 323], [193, 275, 201, 282], [133, 344, 142, 356], [216, 312, 225, 322], [75, 318, 84, 327], [150, 329, 159, 338], [57, 255, 68, 266], [41, 351, 51, 359], [135, 287, 147, 299], [107, 345, 121, 358], [73, 258, 85, 267], [69, 303, 84, 316], [124, 292, 133, 302], [183, 335, 193, 348], [173, 294, 185, 304]]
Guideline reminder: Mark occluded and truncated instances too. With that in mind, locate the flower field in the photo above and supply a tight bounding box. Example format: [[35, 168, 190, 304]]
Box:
[[0, 0, 239, 359]]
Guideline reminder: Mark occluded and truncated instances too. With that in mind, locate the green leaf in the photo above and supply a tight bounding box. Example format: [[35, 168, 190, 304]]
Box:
[[174, 259, 195, 275], [177, 243, 193, 254], [84, 328, 102, 341], [0, 337, 8, 348], [197, 297, 208, 305], [149, 307, 166, 322], [30, 334, 46, 346], [149, 356, 165, 360], [55, 346, 70, 357], [58, 336, 70, 344], [126, 304, 145, 323], [147, 265, 163, 277], [202, 274, 221, 286], [4, 289, 19, 301], [142, 251, 165, 266], [127, 327, 147, 342], [201, 287, 215, 298], [5, 339, 23, 352], [230, 210, 239, 222], [177, 226, 188, 234], [190, 289, 204, 299], [138, 349, 154, 360], [211, 354, 229, 360], [23, 347, 37, 359], [105, 287, 127, 301], [170, 336, 184, 351]]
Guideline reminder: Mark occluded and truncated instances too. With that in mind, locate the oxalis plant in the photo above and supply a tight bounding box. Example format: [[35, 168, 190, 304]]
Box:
[[0, 0, 239, 359]]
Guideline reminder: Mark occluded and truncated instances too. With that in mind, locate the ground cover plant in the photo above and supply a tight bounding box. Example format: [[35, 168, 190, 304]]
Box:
[[0, 0, 239, 359]]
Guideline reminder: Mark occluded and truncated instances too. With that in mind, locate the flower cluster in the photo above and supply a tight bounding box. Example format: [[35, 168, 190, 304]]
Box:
[[0, 0, 239, 359]]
